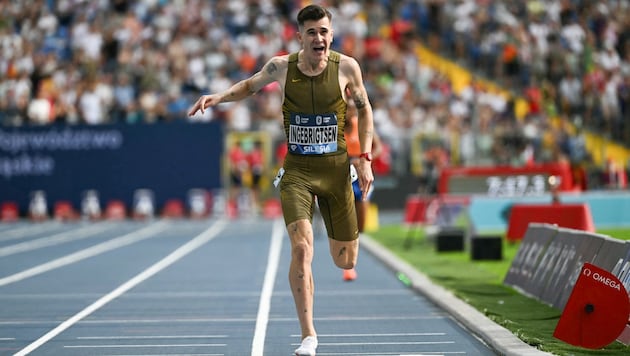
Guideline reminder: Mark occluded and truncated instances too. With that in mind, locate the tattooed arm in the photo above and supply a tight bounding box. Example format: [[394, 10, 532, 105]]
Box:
[[340, 56, 374, 155], [188, 56, 288, 116], [340, 55, 375, 201]]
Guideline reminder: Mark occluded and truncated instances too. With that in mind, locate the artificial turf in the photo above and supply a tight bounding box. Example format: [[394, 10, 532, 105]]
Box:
[[369, 224, 630, 356]]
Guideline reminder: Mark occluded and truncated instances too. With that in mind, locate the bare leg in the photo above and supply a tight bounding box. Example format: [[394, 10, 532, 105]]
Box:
[[287, 219, 316, 339], [329, 238, 359, 270]]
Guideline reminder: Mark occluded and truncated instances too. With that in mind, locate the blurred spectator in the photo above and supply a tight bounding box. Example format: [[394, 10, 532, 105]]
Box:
[[226, 101, 253, 132], [112, 73, 138, 123], [26, 82, 55, 125], [77, 77, 108, 125], [602, 158, 628, 189], [558, 70, 582, 117], [0, 86, 27, 126], [1, 0, 629, 192], [247, 140, 265, 212], [228, 140, 248, 204]]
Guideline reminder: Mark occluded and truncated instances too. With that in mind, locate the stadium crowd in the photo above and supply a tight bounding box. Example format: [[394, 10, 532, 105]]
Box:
[[0, 0, 628, 189]]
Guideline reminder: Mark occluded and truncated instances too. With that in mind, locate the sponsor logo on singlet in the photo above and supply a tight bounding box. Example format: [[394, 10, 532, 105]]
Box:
[[288, 113, 338, 155]]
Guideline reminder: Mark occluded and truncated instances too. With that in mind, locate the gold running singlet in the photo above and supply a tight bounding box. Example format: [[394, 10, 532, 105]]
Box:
[[279, 51, 358, 241]]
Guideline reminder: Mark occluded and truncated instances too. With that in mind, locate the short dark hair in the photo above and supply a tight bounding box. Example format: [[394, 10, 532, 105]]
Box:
[[297, 5, 332, 27]]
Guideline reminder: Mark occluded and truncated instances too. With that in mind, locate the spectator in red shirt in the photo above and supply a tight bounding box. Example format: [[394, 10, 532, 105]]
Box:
[[228, 140, 249, 205]]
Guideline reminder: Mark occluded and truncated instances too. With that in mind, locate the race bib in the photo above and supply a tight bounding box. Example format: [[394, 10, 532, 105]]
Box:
[[288, 113, 338, 155]]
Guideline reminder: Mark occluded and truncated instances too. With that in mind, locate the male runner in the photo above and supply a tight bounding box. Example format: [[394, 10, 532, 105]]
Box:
[[188, 5, 375, 355]]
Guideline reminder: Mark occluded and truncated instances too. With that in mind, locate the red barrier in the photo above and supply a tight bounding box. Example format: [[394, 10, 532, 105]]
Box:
[[506, 203, 595, 241], [404, 195, 433, 224], [161, 199, 185, 219], [404, 195, 449, 224], [0, 202, 19, 222], [54, 201, 79, 221], [554, 262, 630, 349], [263, 198, 282, 219], [105, 200, 127, 220], [404, 195, 469, 225]]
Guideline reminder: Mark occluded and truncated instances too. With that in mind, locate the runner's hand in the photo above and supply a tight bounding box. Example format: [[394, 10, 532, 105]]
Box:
[[357, 159, 374, 201], [188, 94, 221, 116]]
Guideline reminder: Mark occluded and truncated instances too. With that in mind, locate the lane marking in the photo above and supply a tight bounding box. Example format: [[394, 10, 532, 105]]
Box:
[[96, 354, 223, 356], [14, 219, 227, 356], [0, 222, 112, 257], [251, 218, 284, 356], [292, 333, 447, 337], [63, 343, 226, 348], [0, 315, 444, 326], [0, 288, 411, 300], [0, 222, 62, 242], [0, 221, 169, 287], [291, 341, 456, 346], [316, 353, 465, 355], [77, 335, 228, 340], [0, 318, 260, 326], [0, 291, 263, 299]]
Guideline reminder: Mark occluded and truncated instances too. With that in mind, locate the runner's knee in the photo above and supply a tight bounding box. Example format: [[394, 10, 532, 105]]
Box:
[[292, 240, 313, 264], [330, 240, 358, 269], [287, 221, 314, 264]]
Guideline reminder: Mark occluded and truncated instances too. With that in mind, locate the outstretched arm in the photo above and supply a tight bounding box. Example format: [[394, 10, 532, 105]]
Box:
[[188, 56, 286, 116]]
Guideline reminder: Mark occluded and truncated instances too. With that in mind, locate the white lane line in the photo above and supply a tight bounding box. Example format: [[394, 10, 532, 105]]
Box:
[[13, 219, 227, 356], [0, 289, 414, 301], [317, 353, 465, 355], [97, 354, 223, 356], [309, 315, 445, 321], [0, 221, 62, 242], [0, 221, 169, 287], [251, 218, 284, 356], [77, 335, 228, 340], [293, 333, 447, 337], [291, 341, 456, 346], [64, 343, 226, 348], [0, 315, 443, 326], [0, 222, 112, 257], [98, 354, 223, 356]]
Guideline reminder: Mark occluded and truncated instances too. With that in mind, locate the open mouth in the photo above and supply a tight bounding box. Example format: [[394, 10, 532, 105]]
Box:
[[313, 46, 326, 54]]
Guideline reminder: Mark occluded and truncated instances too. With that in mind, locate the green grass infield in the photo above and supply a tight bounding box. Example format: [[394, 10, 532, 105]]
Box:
[[369, 224, 630, 356]]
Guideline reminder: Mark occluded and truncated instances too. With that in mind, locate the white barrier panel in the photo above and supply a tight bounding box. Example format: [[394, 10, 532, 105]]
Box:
[[503, 223, 558, 297]]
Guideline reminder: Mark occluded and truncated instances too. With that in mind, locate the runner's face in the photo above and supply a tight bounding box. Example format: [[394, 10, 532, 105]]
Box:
[[299, 17, 333, 61]]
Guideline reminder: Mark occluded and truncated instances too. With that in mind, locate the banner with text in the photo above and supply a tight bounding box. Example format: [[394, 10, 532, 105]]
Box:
[[0, 122, 224, 214]]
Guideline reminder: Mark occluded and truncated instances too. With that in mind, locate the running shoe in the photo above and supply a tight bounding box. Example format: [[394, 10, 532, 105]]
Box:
[[294, 335, 318, 356], [343, 268, 357, 281]]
